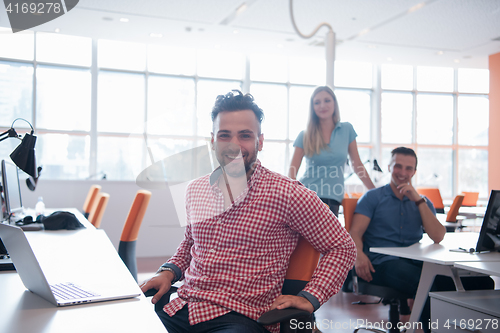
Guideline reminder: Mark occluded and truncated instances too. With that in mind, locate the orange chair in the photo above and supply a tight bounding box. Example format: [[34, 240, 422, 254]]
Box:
[[446, 195, 465, 222], [284, 236, 321, 283], [340, 198, 358, 293], [345, 192, 363, 199], [462, 192, 479, 207], [87, 192, 110, 228], [82, 184, 101, 218], [342, 197, 359, 232], [147, 233, 320, 332], [416, 187, 445, 214], [443, 194, 465, 232], [257, 235, 320, 332], [118, 190, 152, 281]]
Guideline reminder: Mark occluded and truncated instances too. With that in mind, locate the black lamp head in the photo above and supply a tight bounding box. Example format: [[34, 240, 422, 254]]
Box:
[[373, 159, 382, 172], [10, 131, 38, 178]]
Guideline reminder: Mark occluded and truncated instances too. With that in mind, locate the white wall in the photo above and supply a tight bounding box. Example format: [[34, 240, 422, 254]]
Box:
[[20, 179, 185, 258]]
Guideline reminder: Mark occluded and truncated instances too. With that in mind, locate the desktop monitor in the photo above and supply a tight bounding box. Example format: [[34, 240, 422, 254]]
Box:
[[475, 190, 500, 253], [1, 159, 24, 219]]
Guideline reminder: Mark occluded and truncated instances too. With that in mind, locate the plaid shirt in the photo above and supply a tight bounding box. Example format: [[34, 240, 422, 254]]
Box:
[[164, 160, 356, 332]]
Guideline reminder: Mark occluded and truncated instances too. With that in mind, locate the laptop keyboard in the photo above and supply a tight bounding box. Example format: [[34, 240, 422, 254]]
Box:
[[51, 282, 100, 301]]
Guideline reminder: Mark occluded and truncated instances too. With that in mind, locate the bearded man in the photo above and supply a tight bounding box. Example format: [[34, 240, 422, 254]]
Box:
[[141, 90, 355, 333]]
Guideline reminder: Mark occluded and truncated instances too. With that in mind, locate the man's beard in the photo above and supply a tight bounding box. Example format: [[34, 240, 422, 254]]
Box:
[[217, 143, 258, 178]]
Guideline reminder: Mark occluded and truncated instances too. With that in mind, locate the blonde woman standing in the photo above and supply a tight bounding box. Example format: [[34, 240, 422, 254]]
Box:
[[289, 86, 375, 216]]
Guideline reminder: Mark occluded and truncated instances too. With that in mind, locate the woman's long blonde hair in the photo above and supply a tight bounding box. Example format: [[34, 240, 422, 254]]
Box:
[[303, 86, 340, 157]]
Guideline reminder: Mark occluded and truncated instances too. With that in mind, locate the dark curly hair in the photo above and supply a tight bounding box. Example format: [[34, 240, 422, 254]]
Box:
[[211, 90, 264, 133]]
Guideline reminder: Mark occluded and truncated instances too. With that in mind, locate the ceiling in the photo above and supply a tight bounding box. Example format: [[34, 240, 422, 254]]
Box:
[[1, 0, 500, 69]]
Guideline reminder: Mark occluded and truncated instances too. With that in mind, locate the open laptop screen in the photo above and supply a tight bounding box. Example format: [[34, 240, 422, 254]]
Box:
[[1, 159, 24, 217]]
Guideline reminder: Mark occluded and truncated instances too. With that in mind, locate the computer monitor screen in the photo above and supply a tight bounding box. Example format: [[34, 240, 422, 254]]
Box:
[[475, 190, 500, 253], [1, 159, 23, 217]]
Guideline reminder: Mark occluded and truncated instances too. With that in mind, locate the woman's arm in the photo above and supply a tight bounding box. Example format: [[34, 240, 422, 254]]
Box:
[[348, 140, 375, 190], [289, 147, 305, 180]]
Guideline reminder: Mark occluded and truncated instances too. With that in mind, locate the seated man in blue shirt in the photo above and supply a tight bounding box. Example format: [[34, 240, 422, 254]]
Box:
[[350, 147, 493, 332]]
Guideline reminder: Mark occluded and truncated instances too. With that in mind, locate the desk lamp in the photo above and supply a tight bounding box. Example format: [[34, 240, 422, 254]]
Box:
[[0, 118, 38, 179], [373, 159, 382, 172], [345, 159, 383, 180]]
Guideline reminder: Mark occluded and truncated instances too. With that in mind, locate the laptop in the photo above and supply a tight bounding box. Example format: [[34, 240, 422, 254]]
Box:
[[0, 223, 141, 306]]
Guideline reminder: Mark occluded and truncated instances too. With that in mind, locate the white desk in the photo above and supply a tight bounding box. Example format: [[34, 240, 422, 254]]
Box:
[[425, 260, 500, 332], [429, 290, 500, 333], [454, 261, 500, 276], [0, 273, 166, 333], [1, 208, 94, 269], [370, 232, 500, 333], [5, 207, 95, 230], [0, 224, 167, 333]]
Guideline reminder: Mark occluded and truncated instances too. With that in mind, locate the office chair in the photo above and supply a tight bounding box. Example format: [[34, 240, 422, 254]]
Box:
[[258, 236, 320, 333], [87, 192, 110, 228], [352, 270, 413, 333], [345, 192, 363, 199], [461, 191, 479, 207], [341, 197, 359, 232], [145, 236, 319, 333], [340, 198, 358, 293], [416, 187, 445, 214], [82, 184, 101, 218], [118, 190, 152, 281], [440, 194, 465, 232]]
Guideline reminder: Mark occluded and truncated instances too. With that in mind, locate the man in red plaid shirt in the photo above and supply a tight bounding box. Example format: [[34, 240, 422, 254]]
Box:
[[141, 90, 356, 333]]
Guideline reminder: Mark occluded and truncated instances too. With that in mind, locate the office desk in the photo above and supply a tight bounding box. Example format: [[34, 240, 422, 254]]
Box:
[[454, 261, 500, 276], [0, 227, 167, 333], [370, 232, 500, 333], [1, 208, 94, 269], [0, 273, 166, 333], [426, 259, 500, 332], [5, 207, 95, 230], [429, 290, 500, 333]]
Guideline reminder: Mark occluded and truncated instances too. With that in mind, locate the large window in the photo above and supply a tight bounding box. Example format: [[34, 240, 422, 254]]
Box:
[[97, 71, 145, 134], [0, 61, 33, 126], [0, 31, 490, 200], [416, 94, 454, 145], [381, 92, 413, 144], [37, 66, 91, 131], [35, 65, 92, 179], [147, 76, 196, 136], [336, 89, 371, 143]]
